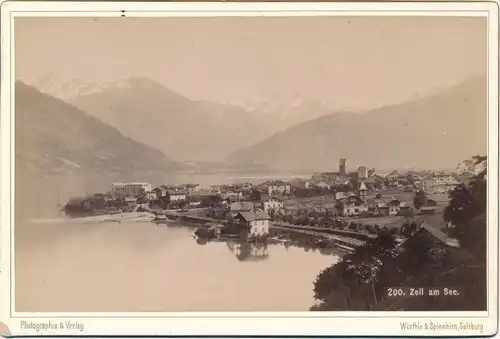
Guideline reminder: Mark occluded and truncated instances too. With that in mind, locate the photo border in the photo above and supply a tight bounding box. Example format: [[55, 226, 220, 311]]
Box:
[[1, 1, 498, 336]]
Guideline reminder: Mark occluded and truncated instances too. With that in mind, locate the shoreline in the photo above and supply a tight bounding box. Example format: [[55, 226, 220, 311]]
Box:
[[28, 213, 357, 254]]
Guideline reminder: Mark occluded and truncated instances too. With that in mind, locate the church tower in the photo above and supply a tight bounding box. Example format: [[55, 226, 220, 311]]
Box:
[[339, 158, 347, 176], [358, 181, 367, 201]]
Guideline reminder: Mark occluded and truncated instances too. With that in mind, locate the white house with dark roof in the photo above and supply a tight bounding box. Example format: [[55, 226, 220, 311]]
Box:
[[315, 181, 331, 190], [234, 211, 271, 236], [338, 194, 368, 217], [266, 181, 292, 196], [221, 189, 243, 201], [388, 197, 401, 216], [168, 190, 188, 201], [262, 196, 284, 213]]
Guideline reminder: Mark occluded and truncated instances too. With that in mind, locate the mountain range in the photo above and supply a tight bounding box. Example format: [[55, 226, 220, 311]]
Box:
[[28, 73, 487, 174], [33, 75, 337, 162], [226, 75, 487, 172], [15, 81, 184, 217]]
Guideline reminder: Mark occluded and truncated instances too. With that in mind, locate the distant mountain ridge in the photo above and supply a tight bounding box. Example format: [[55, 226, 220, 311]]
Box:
[[225, 75, 488, 172], [15, 81, 184, 217], [32, 74, 339, 162]]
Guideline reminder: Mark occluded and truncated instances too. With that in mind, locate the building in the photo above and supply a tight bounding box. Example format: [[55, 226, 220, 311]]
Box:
[[168, 190, 188, 201], [339, 158, 347, 176], [152, 186, 168, 199], [385, 171, 399, 182], [358, 182, 368, 200], [267, 181, 291, 196], [361, 177, 378, 189], [335, 191, 347, 200], [357, 166, 368, 179], [241, 183, 253, 193], [367, 198, 389, 216], [337, 193, 368, 217], [111, 182, 152, 198], [262, 197, 284, 213], [311, 172, 344, 185], [388, 198, 401, 216], [376, 201, 390, 216], [422, 174, 459, 193], [399, 201, 412, 215], [456, 159, 476, 176], [315, 181, 331, 190], [221, 189, 243, 201], [234, 211, 271, 236], [185, 184, 200, 193]]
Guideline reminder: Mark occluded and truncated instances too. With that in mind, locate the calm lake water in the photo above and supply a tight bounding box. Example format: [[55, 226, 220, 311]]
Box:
[[15, 220, 338, 312]]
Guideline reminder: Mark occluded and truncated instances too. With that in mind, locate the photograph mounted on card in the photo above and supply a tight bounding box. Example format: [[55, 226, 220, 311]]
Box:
[[0, 1, 498, 337]]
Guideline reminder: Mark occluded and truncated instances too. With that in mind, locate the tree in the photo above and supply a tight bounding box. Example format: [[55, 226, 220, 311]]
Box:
[[406, 174, 415, 185], [250, 189, 261, 202], [137, 188, 148, 204], [200, 195, 222, 208], [275, 207, 285, 221], [413, 189, 426, 211], [444, 156, 486, 260], [312, 232, 398, 310], [313, 261, 351, 303], [401, 219, 418, 237], [267, 208, 276, 221]]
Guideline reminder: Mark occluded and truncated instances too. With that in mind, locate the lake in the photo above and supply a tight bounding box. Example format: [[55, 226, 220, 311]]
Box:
[[14, 220, 339, 312]]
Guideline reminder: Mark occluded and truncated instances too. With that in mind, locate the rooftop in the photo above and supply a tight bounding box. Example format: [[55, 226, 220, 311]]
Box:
[[237, 211, 271, 222], [421, 224, 460, 248], [230, 202, 254, 211], [169, 190, 189, 195]]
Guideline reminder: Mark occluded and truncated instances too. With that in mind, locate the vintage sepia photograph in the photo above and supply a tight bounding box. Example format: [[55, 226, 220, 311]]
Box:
[[0, 1, 498, 337]]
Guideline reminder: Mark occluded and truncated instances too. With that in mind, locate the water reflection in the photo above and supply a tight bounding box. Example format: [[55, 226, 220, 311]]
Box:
[[226, 241, 269, 262], [17, 220, 338, 312], [196, 236, 210, 246], [193, 235, 343, 261]]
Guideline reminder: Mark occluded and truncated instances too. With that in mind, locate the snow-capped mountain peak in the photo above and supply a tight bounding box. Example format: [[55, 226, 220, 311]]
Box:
[[29, 73, 157, 101]]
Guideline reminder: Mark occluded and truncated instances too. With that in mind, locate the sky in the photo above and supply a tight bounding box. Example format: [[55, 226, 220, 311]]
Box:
[[15, 16, 487, 111]]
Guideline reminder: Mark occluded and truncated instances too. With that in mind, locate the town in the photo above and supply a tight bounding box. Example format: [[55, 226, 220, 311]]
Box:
[[63, 157, 482, 254]]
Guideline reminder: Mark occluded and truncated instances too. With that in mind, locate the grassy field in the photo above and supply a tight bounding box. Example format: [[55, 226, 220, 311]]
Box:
[[339, 216, 404, 228], [285, 191, 449, 207], [284, 196, 336, 208]]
